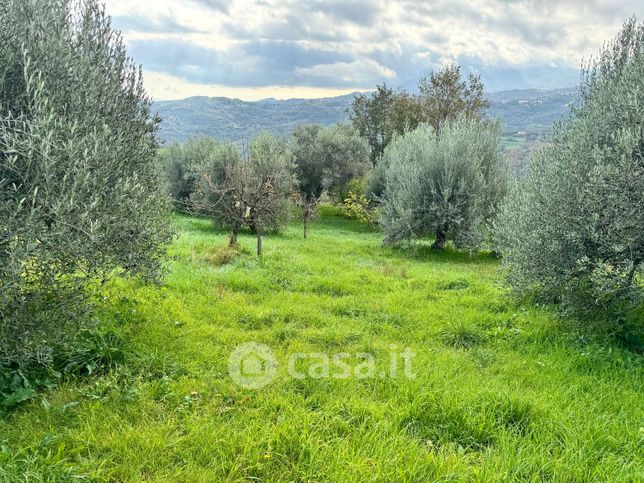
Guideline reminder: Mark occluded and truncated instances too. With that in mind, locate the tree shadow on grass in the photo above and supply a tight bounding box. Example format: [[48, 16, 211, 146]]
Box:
[[383, 242, 499, 265], [174, 213, 305, 242], [313, 206, 380, 235], [315, 217, 379, 235], [173, 213, 218, 234]]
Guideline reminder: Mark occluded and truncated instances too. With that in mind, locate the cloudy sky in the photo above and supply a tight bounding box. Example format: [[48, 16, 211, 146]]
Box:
[[104, 0, 643, 101]]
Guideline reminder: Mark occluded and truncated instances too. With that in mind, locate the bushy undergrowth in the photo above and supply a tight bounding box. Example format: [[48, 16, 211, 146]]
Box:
[[342, 178, 379, 224], [0, 294, 186, 415], [1, 328, 124, 414]]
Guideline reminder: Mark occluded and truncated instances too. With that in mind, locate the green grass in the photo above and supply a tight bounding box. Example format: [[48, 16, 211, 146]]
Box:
[[501, 134, 527, 150], [1, 206, 642, 481]]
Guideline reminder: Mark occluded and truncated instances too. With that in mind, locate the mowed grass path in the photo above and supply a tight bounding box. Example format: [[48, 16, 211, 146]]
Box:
[[1, 207, 642, 481]]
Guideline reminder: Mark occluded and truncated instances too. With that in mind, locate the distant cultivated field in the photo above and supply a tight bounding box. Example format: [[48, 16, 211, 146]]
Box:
[[1, 208, 642, 481], [500, 134, 528, 149]]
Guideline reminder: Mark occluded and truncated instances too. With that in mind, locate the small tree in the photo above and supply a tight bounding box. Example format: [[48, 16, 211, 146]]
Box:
[[194, 134, 294, 254], [317, 124, 370, 204], [246, 134, 295, 253], [163, 137, 220, 211], [496, 18, 644, 326], [191, 142, 243, 233], [380, 119, 508, 250], [291, 124, 370, 237], [292, 124, 324, 238]]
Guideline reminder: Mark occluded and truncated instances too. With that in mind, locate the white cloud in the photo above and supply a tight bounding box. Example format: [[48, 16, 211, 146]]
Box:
[[295, 59, 396, 84], [103, 0, 644, 99]]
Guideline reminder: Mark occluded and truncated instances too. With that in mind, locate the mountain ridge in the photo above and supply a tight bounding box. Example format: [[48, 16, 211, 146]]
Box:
[[154, 87, 577, 146]]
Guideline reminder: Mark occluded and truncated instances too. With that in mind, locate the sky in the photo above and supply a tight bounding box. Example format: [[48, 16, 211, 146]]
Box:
[[104, 0, 644, 101]]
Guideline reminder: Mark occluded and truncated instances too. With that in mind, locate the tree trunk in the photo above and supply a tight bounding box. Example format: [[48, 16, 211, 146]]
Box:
[[229, 222, 239, 247], [303, 213, 308, 239], [256, 232, 262, 257], [247, 216, 257, 235], [626, 260, 641, 286], [431, 229, 447, 250]]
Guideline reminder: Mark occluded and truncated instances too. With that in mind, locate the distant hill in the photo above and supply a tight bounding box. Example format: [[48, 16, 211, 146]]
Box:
[[486, 87, 576, 135], [154, 93, 357, 146], [153, 87, 577, 147]]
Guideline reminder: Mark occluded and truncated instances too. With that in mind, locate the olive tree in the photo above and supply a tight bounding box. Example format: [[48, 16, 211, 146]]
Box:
[[0, 0, 173, 368], [193, 133, 294, 254], [380, 119, 508, 250], [291, 124, 369, 238], [163, 137, 220, 211], [366, 65, 490, 199], [291, 124, 323, 238], [496, 18, 644, 326], [318, 124, 371, 204]]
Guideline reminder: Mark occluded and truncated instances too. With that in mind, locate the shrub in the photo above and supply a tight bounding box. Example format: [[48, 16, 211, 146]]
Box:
[[342, 179, 379, 224], [0, 0, 173, 369], [380, 119, 509, 250], [496, 18, 644, 330]]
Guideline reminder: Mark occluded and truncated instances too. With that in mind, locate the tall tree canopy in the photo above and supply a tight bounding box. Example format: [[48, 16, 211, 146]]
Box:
[[350, 65, 489, 170], [349, 84, 398, 167], [418, 65, 489, 133]]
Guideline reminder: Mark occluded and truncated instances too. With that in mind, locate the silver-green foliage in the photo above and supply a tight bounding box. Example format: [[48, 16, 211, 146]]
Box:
[[317, 124, 370, 203], [380, 119, 508, 250], [496, 19, 644, 321], [192, 133, 295, 246], [163, 137, 221, 211], [291, 124, 370, 236], [291, 124, 370, 202], [0, 0, 173, 367]]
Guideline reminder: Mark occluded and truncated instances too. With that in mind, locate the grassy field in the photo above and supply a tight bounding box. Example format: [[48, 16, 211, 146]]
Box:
[[500, 134, 528, 150], [1, 207, 642, 481]]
